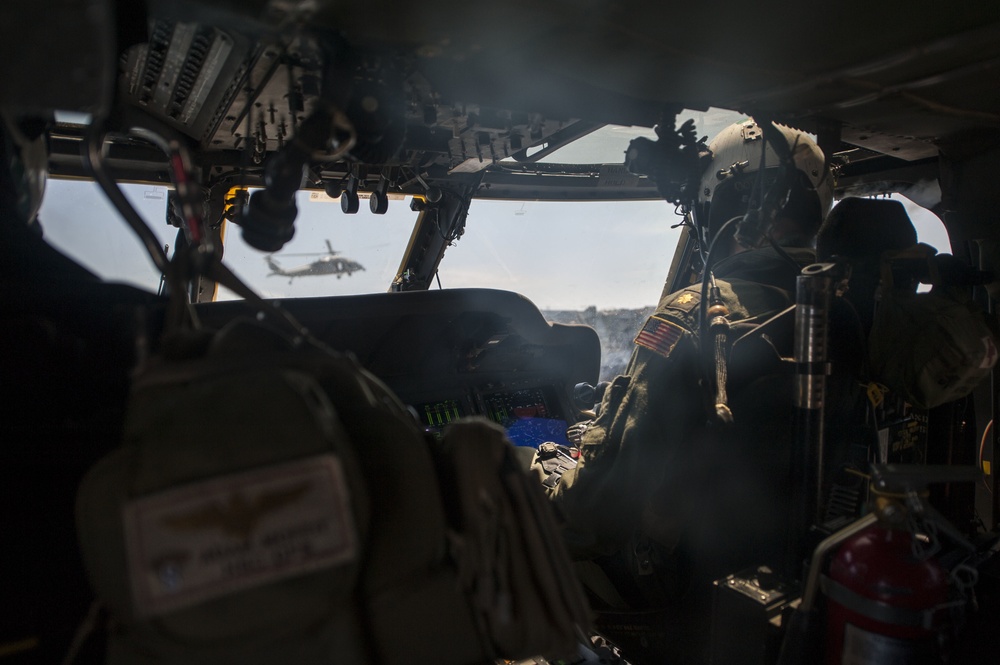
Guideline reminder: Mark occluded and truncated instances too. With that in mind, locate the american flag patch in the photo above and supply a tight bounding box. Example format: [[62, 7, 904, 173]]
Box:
[[634, 315, 686, 359]]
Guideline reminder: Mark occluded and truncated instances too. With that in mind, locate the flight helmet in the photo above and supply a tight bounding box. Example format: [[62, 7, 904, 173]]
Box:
[[698, 119, 833, 248]]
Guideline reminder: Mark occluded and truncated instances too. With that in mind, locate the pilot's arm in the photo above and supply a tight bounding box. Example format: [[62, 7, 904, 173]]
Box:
[[545, 308, 705, 560]]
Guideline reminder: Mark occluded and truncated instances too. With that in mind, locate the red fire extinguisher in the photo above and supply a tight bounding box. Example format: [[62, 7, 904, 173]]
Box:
[[776, 466, 978, 665], [824, 517, 949, 664]]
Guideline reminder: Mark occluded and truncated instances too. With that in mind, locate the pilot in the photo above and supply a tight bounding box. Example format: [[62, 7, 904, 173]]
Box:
[[536, 119, 837, 658], [1, 112, 98, 281]]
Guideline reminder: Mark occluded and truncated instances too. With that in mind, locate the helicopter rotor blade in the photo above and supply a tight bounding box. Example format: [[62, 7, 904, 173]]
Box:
[[274, 239, 341, 257]]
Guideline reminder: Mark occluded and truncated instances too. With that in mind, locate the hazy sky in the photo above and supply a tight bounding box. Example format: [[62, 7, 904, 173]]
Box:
[[38, 110, 951, 311], [37, 177, 950, 312]]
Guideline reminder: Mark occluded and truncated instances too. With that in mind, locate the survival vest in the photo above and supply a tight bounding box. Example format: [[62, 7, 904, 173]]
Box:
[[75, 318, 589, 665]]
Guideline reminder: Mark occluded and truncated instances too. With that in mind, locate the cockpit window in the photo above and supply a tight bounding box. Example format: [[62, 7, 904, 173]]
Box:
[[38, 180, 414, 298], [38, 178, 953, 382], [217, 190, 413, 300], [441, 198, 679, 310], [39, 179, 174, 293], [895, 194, 950, 254], [441, 198, 681, 380], [533, 108, 743, 164]]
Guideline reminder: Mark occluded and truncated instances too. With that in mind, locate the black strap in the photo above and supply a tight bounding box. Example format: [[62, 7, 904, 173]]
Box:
[[820, 574, 959, 630]]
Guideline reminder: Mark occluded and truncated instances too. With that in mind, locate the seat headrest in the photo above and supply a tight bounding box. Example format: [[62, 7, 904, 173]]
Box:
[[816, 198, 918, 262]]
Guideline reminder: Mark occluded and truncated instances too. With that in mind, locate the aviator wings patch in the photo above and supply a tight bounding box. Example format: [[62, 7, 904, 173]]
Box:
[[634, 314, 686, 359], [161, 482, 311, 540]]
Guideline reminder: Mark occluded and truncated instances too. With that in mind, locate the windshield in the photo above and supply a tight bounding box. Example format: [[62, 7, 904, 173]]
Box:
[[440, 199, 680, 310], [39, 179, 175, 293], [529, 108, 741, 164], [440, 198, 681, 380], [36, 180, 413, 298], [217, 191, 413, 300], [37, 124, 953, 382]]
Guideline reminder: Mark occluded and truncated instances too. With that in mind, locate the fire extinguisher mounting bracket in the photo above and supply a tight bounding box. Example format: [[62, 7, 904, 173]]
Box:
[[871, 464, 982, 495], [819, 574, 964, 630]]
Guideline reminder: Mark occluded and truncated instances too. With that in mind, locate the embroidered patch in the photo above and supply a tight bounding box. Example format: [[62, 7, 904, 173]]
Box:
[[123, 455, 356, 617], [634, 314, 686, 359]]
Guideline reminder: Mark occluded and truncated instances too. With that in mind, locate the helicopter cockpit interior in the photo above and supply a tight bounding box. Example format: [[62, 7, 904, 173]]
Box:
[[4, 1, 1000, 664]]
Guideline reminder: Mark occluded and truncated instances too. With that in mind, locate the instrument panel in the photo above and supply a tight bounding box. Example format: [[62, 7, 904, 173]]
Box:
[[197, 288, 600, 447], [414, 386, 572, 447]]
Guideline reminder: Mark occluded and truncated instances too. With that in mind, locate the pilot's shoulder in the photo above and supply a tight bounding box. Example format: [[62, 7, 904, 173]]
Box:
[[657, 287, 702, 323], [633, 289, 701, 360]]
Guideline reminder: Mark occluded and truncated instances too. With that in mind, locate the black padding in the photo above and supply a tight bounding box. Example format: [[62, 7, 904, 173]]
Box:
[[816, 197, 918, 261]]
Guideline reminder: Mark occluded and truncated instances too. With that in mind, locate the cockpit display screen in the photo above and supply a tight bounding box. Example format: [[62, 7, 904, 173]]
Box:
[[482, 388, 569, 448], [416, 399, 464, 435]]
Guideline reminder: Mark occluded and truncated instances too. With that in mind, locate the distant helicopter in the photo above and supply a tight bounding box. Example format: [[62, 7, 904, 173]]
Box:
[[265, 240, 365, 283]]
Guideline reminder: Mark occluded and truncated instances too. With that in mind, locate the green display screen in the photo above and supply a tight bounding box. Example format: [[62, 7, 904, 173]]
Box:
[[417, 399, 464, 430]]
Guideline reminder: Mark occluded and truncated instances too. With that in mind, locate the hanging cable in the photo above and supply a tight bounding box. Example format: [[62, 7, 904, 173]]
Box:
[[698, 215, 743, 330], [83, 124, 172, 275], [688, 205, 709, 267], [83, 123, 196, 329], [130, 127, 211, 251], [732, 125, 771, 250], [156, 243, 170, 297], [697, 214, 743, 423]]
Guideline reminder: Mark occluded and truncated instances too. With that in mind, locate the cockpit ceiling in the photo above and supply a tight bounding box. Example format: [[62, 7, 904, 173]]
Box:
[[9, 1, 1000, 198], [143, 1, 1000, 148]]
